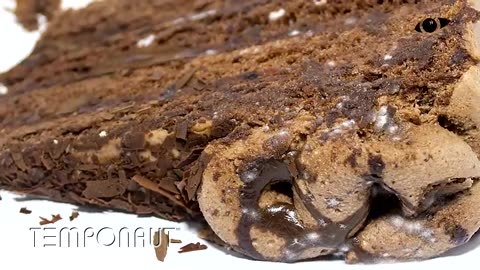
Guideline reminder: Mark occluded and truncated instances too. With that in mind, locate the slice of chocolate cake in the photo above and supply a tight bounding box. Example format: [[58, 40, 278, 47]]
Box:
[[1, 0, 480, 264]]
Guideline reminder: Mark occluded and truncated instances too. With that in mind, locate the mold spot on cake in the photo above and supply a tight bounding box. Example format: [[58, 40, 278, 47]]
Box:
[[0, 83, 7, 95], [325, 197, 341, 209], [313, 0, 327, 6], [189, 9, 216, 21], [136, 34, 155, 48], [205, 49, 217, 56], [388, 215, 437, 243], [269, 8, 286, 22], [98, 130, 107, 137]]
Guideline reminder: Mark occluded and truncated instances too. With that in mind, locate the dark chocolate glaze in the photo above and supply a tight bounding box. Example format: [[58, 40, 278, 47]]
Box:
[[236, 158, 369, 261]]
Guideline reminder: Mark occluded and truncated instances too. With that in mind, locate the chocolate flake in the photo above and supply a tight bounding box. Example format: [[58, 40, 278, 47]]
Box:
[[170, 239, 182, 244], [153, 229, 170, 262], [183, 153, 211, 201], [69, 211, 79, 221], [20, 207, 32, 214], [132, 175, 186, 208], [178, 242, 208, 253], [175, 67, 198, 90], [39, 214, 62, 225], [175, 121, 189, 141]]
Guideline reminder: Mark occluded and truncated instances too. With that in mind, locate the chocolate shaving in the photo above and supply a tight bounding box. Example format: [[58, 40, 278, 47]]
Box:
[[183, 153, 211, 201], [11, 152, 28, 171], [39, 214, 62, 225], [170, 239, 182, 244], [69, 211, 79, 221], [178, 242, 207, 253], [132, 174, 187, 208], [153, 229, 170, 262], [20, 207, 32, 214], [175, 67, 198, 90], [175, 121, 189, 141], [176, 147, 204, 168]]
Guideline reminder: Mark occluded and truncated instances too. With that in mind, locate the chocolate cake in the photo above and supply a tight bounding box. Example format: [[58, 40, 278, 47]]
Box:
[[1, 0, 480, 264]]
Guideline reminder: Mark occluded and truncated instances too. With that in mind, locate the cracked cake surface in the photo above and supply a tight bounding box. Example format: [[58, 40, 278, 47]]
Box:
[[1, 0, 480, 264]]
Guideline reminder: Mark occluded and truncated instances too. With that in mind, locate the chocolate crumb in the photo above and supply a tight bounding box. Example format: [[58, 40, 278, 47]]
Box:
[[69, 211, 79, 221], [178, 242, 208, 253], [20, 207, 32, 214], [153, 229, 170, 262], [39, 214, 62, 225]]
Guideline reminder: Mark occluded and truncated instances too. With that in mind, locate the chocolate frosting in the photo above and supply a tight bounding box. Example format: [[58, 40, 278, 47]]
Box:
[[236, 159, 368, 261]]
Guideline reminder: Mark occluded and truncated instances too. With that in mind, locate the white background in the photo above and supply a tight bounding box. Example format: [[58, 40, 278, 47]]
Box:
[[0, 0, 479, 269]]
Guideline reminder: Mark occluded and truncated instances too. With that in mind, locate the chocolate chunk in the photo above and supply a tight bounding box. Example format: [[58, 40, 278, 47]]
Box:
[[20, 207, 32, 214]]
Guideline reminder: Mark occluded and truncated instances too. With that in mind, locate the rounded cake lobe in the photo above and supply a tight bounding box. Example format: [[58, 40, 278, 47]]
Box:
[[346, 0, 480, 263], [198, 0, 480, 263], [197, 115, 346, 262]]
